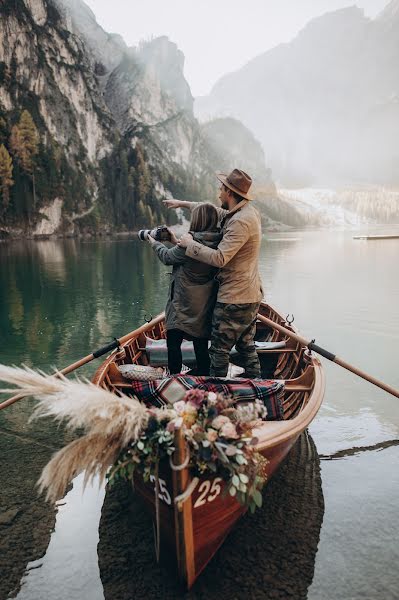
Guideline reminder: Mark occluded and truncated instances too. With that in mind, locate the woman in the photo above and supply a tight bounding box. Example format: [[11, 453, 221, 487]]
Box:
[[147, 203, 222, 375]]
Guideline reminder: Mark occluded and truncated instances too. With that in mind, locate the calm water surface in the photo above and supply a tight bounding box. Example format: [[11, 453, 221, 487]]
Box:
[[0, 229, 398, 600]]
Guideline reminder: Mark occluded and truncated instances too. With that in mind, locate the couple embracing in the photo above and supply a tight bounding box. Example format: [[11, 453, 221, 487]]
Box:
[[147, 169, 263, 380]]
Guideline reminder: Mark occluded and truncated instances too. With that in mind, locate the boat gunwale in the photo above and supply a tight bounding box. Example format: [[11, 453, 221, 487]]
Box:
[[92, 303, 325, 453]]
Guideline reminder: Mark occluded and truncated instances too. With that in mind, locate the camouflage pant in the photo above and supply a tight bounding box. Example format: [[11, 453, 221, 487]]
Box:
[[209, 302, 261, 378]]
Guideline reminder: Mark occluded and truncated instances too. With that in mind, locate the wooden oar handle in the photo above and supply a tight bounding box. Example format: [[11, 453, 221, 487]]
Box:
[[257, 313, 399, 399], [0, 314, 166, 411]]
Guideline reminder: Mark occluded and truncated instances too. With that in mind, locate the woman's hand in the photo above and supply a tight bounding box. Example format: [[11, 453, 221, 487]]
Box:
[[147, 234, 156, 245], [166, 227, 179, 245]]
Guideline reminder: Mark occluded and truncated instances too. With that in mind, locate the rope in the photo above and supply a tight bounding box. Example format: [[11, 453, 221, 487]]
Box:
[[169, 445, 190, 471], [152, 463, 161, 563], [169, 441, 197, 509], [174, 477, 199, 511]]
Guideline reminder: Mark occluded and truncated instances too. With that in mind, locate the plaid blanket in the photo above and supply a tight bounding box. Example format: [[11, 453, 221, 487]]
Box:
[[129, 375, 285, 421]]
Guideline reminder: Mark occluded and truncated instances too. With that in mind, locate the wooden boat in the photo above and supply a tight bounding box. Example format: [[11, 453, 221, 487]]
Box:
[[92, 301, 325, 588]]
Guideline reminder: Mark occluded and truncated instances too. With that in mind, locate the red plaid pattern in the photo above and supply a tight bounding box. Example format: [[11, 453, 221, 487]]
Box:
[[129, 375, 285, 420]]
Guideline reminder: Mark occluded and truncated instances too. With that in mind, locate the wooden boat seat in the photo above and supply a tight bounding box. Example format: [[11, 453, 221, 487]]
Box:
[[139, 337, 297, 371], [106, 362, 313, 395]]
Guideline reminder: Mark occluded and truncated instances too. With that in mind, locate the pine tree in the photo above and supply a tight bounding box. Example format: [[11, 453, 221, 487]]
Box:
[[0, 117, 7, 146], [135, 144, 151, 205], [10, 110, 39, 215], [0, 143, 14, 217], [10, 110, 39, 174]]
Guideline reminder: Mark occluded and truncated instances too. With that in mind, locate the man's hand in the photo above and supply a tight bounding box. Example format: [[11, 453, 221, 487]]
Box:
[[178, 233, 193, 248], [166, 227, 179, 245], [163, 199, 182, 210]]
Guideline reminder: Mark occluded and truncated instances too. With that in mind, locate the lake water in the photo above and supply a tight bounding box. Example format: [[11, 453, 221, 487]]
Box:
[[0, 228, 398, 600]]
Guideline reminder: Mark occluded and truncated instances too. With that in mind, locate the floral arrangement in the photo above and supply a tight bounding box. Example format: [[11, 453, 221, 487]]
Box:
[[108, 388, 269, 512], [0, 364, 269, 511]]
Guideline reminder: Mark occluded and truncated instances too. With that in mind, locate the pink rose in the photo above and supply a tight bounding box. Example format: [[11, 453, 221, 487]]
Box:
[[220, 422, 239, 439], [211, 415, 230, 430], [191, 423, 203, 434], [184, 402, 198, 416], [206, 428, 218, 442], [184, 388, 206, 407]]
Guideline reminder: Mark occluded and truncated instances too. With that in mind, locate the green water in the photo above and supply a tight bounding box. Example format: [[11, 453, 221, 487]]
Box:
[[0, 232, 398, 600]]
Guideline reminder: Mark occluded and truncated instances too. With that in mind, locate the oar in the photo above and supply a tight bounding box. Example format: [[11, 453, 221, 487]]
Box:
[[257, 313, 399, 399], [0, 314, 164, 411]]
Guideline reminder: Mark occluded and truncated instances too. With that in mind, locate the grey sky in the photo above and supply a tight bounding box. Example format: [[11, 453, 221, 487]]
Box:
[[84, 0, 389, 96]]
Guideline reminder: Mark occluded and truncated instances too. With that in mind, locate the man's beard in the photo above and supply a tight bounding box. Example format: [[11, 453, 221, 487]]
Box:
[[221, 199, 229, 210]]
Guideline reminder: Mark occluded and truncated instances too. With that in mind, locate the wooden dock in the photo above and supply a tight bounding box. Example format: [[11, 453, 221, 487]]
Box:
[[353, 235, 399, 240]]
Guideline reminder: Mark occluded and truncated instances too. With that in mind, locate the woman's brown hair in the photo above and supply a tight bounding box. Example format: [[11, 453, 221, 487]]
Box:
[[190, 203, 218, 232]]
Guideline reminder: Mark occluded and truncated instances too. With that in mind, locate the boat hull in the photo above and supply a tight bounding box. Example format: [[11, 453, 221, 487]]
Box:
[[92, 301, 325, 588], [132, 431, 302, 584]]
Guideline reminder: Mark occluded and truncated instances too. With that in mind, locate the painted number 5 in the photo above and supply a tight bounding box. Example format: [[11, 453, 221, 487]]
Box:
[[194, 477, 222, 508], [149, 475, 172, 505]]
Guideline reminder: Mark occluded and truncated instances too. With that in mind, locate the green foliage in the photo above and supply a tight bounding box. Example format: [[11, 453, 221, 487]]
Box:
[[0, 144, 14, 216], [10, 110, 39, 175], [0, 106, 91, 225], [0, 117, 8, 146], [0, 0, 27, 17], [99, 139, 163, 230]]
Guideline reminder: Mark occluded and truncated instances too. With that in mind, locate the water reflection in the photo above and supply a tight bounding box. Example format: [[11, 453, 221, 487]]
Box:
[[0, 231, 398, 599], [0, 239, 169, 369], [97, 432, 324, 599], [0, 428, 58, 600], [14, 476, 105, 600], [35, 241, 68, 281]]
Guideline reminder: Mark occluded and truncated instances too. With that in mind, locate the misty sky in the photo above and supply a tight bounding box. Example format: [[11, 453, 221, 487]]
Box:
[[84, 0, 389, 96]]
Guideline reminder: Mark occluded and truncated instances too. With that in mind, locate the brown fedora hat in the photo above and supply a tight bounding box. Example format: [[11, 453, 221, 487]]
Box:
[[216, 168, 253, 201]]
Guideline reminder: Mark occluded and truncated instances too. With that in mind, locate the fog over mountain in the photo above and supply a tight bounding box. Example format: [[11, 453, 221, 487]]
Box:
[[1, 0, 397, 237], [0, 0, 276, 237], [196, 1, 399, 187]]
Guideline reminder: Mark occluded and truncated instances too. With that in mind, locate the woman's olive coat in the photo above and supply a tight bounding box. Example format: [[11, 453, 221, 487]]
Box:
[[151, 231, 222, 338]]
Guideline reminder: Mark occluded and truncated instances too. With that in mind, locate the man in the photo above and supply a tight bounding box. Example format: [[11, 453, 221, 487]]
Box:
[[164, 168, 263, 378]]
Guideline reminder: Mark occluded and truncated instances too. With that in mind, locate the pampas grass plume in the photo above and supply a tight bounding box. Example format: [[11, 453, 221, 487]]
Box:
[[0, 364, 149, 501]]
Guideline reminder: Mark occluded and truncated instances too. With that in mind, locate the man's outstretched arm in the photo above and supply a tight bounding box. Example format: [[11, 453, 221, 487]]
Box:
[[163, 199, 198, 210], [163, 199, 227, 220]]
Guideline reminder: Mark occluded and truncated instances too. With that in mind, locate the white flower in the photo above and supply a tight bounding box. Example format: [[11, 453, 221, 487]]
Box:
[[212, 415, 230, 429], [173, 416, 183, 428], [173, 401, 186, 415], [207, 392, 217, 404]]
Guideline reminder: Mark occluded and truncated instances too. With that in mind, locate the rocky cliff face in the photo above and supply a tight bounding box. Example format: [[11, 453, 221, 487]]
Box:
[[0, 0, 278, 237], [196, 3, 399, 187]]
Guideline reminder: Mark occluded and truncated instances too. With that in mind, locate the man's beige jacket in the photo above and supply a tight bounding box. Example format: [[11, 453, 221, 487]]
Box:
[[185, 200, 263, 304]]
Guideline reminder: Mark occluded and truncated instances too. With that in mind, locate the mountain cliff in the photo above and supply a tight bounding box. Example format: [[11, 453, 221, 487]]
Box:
[[196, 2, 399, 187], [0, 0, 278, 237]]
